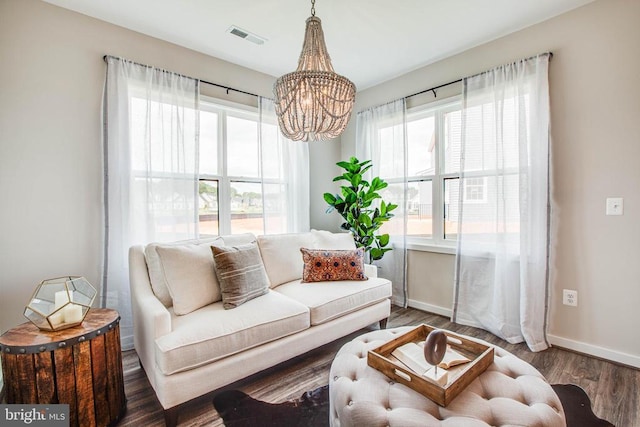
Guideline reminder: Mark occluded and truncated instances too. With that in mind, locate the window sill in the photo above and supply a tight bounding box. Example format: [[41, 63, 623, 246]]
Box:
[[405, 242, 456, 255]]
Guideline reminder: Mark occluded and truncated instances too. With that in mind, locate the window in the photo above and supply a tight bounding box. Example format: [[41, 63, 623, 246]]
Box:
[[198, 98, 284, 237], [463, 177, 487, 203], [127, 94, 299, 240], [128, 93, 199, 240], [377, 98, 463, 245], [453, 99, 526, 241], [377, 97, 524, 245]]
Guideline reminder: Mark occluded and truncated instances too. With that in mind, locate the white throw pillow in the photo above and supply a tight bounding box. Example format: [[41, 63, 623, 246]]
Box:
[[145, 238, 222, 313], [257, 233, 314, 288], [311, 229, 356, 250]]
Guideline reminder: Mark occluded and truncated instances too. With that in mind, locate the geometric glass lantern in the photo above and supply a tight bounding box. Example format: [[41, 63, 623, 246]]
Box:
[[24, 276, 97, 331]]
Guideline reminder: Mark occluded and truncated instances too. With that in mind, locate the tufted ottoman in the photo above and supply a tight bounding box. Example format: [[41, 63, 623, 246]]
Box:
[[329, 327, 566, 427]]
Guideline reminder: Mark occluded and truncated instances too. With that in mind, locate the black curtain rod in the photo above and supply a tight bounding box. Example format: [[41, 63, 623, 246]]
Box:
[[103, 55, 259, 98], [405, 52, 553, 100], [405, 79, 462, 99]]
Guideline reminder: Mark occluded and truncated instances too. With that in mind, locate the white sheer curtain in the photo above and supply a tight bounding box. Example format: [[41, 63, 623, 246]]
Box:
[[356, 99, 408, 307], [103, 56, 199, 349], [258, 97, 310, 233], [452, 54, 551, 351]]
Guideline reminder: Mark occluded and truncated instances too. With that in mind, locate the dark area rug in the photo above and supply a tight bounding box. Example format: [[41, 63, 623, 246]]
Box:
[[551, 384, 614, 427], [213, 383, 613, 427], [213, 385, 329, 427]]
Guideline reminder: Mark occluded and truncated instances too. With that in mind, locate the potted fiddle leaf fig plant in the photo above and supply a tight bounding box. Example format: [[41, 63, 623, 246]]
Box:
[[323, 157, 397, 262]]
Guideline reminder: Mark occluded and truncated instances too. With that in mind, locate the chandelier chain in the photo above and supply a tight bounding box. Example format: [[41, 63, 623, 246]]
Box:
[[311, 0, 316, 16]]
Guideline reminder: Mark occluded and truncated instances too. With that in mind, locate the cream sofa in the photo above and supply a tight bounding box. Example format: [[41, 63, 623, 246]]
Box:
[[128, 230, 392, 425]]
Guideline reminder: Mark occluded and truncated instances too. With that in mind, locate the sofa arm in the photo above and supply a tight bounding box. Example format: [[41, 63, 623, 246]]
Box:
[[129, 245, 171, 382], [365, 264, 378, 278]]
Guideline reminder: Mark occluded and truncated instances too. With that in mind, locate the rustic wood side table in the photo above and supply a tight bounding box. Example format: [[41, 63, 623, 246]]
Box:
[[0, 308, 126, 427]]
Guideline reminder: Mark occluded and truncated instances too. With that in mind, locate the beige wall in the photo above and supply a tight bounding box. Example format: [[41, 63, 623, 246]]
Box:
[[0, 0, 339, 333], [343, 0, 640, 367], [407, 251, 455, 316], [309, 139, 343, 232]]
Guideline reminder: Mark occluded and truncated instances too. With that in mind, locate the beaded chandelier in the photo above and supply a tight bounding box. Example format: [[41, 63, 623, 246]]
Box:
[[274, 0, 356, 142]]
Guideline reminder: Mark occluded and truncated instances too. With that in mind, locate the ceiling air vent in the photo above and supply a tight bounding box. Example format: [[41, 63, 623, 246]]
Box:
[[226, 25, 267, 45]]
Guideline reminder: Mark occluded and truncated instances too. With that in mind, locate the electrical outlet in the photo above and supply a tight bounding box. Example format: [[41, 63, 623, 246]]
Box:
[[606, 197, 624, 215], [563, 289, 578, 307]]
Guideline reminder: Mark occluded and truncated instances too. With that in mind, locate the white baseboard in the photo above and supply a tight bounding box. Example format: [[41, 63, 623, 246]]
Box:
[[547, 334, 640, 369], [406, 299, 452, 318]]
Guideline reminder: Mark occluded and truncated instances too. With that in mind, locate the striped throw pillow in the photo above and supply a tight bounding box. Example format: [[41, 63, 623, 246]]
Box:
[[211, 242, 270, 309]]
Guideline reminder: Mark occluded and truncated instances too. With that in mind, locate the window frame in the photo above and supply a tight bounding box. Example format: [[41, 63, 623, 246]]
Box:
[[398, 96, 462, 249], [198, 96, 284, 237]]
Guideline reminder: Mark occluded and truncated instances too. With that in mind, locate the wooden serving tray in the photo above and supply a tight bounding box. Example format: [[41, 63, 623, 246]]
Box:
[[367, 324, 494, 406]]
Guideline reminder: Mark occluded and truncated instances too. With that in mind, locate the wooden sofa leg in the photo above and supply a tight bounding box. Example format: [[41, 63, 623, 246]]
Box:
[[164, 407, 179, 427], [379, 317, 388, 329]]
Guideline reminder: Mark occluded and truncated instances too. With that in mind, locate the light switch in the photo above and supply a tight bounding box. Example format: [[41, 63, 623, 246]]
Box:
[[606, 197, 623, 215]]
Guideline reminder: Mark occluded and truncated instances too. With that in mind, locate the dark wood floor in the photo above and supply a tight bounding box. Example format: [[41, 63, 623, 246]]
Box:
[[116, 306, 639, 426]]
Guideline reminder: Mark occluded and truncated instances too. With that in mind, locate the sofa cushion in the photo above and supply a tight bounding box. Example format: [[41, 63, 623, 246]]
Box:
[[145, 237, 222, 308], [257, 232, 314, 288], [300, 248, 367, 282], [274, 277, 391, 325], [155, 244, 223, 315], [311, 229, 356, 250], [144, 234, 256, 308], [155, 290, 310, 375], [212, 242, 270, 309]]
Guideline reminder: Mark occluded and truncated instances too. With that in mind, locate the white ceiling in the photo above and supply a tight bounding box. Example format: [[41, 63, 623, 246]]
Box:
[[43, 0, 594, 90]]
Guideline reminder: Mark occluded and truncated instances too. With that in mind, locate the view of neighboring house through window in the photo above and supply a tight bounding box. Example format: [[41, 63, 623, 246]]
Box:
[[198, 98, 282, 237], [376, 96, 520, 245], [455, 98, 526, 241]]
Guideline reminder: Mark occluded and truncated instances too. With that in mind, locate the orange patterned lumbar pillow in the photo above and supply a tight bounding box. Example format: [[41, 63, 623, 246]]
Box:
[[300, 248, 368, 282]]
